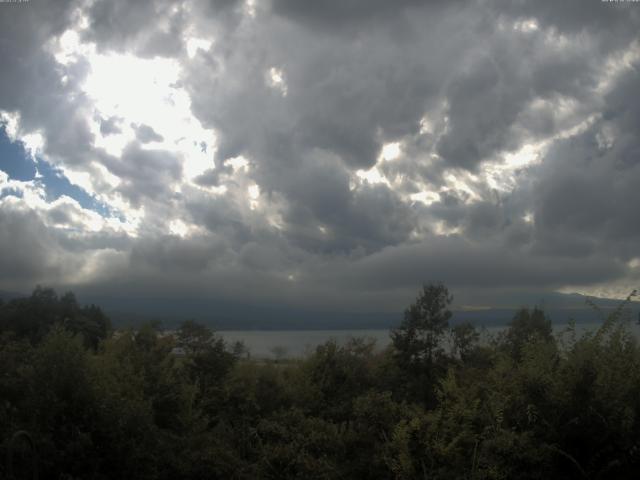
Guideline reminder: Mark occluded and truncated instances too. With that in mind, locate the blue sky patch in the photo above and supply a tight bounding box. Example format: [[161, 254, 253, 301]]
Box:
[[0, 126, 37, 181], [0, 125, 118, 219]]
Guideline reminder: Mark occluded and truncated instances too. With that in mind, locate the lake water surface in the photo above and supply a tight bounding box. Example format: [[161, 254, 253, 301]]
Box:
[[219, 321, 640, 358]]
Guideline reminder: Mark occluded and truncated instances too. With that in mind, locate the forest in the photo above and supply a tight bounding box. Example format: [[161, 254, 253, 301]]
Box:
[[1, 285, 640, 479]]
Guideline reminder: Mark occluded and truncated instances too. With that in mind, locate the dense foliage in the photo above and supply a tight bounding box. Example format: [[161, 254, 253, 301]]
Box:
[[1, 285, 640, 479]]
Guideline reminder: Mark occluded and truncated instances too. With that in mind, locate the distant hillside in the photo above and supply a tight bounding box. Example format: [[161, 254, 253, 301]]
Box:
[[0, 289, 26, 301], [4, 287, 636, 330], [98, 291, 639, 331]]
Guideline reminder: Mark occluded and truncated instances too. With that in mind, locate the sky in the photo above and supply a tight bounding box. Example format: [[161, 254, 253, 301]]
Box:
[[0, 0, 639, 321]]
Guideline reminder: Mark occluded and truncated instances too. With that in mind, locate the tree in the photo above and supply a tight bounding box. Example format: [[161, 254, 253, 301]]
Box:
[[391, 284, 453, 404], [28, 327, 97, 477], [176, 320, 237, 408], [270, 345, 289, 362], [391, 284, 453, 369], [176, 319, 214, 356], [0, 287, 110, 348], [304, 338, 376, 421], [450, 322, 480, 362], [504, 307, 553, 360]]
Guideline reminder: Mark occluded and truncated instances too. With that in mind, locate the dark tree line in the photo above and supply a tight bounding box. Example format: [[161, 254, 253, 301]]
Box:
[[0, 286, 110, 349], [1, 285, 640, 479]]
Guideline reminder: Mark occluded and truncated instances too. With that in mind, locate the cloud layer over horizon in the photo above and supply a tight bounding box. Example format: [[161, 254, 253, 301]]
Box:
[[1, 0, 639, 316]]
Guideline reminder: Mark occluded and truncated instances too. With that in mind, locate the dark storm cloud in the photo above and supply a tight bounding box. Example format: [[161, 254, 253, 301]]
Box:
[[331, 236, 627, 293], [239, 241, 289, 272], [133, 124, 164, 144], [129, 234, 229, 273], [83, 0, 186, 57], [269, 0, 451, 31], [184, 184, 255, 244], [188, 0, 627, 190], [282, 182, 416, 254], [435, 23, 604, 170], [181, 0, 637, 258], [182, 1, 469, 171], [82, 0, 640, 301], [181, 2, 473, 256], [494, 0, 640, 45], [102, 143, 183, 208], [56, 229, 133, 254], [531, 63, 640, 261], [193, 164, 232, 187], [0, 207, 56, 282], [82, 0, 248, 57], [0, 0, 98, 168], [46, 203, 74, 226], [1, 0, 639, 312], [99, 116, 123, 136], [254, 151, 416, 253], [0, 0, 75, 62], [0, 205, 84, 289]]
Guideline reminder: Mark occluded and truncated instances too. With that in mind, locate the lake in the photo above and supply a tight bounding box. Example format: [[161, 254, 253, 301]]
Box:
[[218, 321, 640, 358]]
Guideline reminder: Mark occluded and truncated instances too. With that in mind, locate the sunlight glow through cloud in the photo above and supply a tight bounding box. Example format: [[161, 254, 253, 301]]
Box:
[[266, 67, 288, 96], [169, 219, 190, 237], [381, 142, 401, 161], [356, 167, 391, 187], [83, 52, 214, 178], [47, 26, 218, 189], [186, 37, 213, 59], [248, 183, 260, 210], [41, 26, 225, 236], [410, 191, 440, 206], [227, 156, 250, 172]]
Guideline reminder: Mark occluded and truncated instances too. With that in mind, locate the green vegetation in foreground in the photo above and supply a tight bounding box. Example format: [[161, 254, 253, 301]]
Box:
[[1, 285, 639, 479]]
